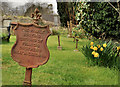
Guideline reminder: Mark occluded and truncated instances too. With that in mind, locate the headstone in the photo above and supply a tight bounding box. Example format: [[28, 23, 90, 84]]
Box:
[[3, 19, 11, 28]]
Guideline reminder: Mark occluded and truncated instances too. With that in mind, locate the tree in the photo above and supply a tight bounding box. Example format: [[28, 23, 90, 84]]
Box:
[[75, 2, 120, 40], [57, 2, 77, 27]]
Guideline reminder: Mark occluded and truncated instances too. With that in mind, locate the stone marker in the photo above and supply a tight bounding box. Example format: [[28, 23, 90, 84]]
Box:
[[57, 35, 62, 50], [11, 8, 51, 85]]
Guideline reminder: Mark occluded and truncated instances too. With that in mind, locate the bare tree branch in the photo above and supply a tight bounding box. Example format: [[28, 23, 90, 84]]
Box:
[[108, 2, 119, 13], [117, 0, 119, 11]]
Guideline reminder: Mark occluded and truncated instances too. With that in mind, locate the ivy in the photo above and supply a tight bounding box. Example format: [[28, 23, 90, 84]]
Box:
[[75, 2, 120, 39]]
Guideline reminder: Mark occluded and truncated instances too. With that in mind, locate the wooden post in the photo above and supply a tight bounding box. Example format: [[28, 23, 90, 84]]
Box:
[[58, 35, 60, 46], [73, 36, 75, 42], [57, 35, 62, 50], [23, 68, 32, 86], [76, 39, 78, 49], [67, 20, 72, 38], [74, 39, 79, 51], [67, 21, 69, 34], [69, 20, 72, 38]]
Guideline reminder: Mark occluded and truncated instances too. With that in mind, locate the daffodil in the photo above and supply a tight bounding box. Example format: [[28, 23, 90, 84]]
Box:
[[90, 42, 94, 46], [117, 46, 120, 51], [92, 51, 96, 55], [94, 52, 99, 57], [93, 46, 98, 51], [103, 43, 107, 48], [97, 45, 101, 48], [100, 47, 103, 51], [90, 46, 94, 49]]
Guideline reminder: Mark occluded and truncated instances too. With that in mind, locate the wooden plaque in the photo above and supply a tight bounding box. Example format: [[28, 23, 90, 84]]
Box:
[[11, 23, 51, 68]]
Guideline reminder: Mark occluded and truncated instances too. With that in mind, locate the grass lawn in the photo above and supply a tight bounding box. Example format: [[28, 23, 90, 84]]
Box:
[[1, 35, 118, 85]]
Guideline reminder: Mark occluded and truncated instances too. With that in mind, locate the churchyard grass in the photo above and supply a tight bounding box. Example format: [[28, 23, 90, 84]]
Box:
[[1, 35, 118, 85]]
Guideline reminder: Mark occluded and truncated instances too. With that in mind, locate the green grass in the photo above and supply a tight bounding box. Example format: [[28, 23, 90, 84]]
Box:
[[1, 35, 118, 85]]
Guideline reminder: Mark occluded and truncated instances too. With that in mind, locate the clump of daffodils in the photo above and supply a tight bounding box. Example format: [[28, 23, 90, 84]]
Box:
[[90, 41, 108, 58], [82, 40, 119, 68]]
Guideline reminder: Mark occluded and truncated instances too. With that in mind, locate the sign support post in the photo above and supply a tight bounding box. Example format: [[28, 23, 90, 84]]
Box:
[[23, 68, 32, 85]]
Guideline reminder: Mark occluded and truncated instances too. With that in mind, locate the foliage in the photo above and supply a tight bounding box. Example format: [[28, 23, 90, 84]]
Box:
[[57, 28, 68, 36], [0, 33, 9, 42], [0, 33, 7, 38], [51, 29, 60, 35], [82, 40, 120, 69], [57, 2, 70, 27], [72, 26, 86, 39], [57, 2, 77, 27], [75, 2, 120, 39]]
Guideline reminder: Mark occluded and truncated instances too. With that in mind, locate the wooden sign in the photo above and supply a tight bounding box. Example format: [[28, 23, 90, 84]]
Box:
[[11, 23, 51, 68]]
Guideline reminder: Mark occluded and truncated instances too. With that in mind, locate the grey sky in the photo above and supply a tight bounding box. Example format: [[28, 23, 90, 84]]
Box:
[[6, 0, 58, 14]]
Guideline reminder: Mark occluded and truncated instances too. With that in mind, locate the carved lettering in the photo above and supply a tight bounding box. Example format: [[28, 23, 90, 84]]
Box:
[[14, 50, 42, 57]]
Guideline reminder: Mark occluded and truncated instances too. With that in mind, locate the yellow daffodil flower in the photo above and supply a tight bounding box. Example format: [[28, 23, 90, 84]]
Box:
[[90, 46, 94, 49], [117, 46, 120, 51], [90, 42, 94, 46], [97, 45, 101, 48], [93, 46, 98, 51], [100, 47, 103, 51], [94, 52, 99, 57], [103, 43, 107, 48], [92, 51, 96, 55]]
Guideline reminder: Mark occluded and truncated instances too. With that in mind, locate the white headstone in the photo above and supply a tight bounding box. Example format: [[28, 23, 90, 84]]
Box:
[[3, 19, 11, 27]]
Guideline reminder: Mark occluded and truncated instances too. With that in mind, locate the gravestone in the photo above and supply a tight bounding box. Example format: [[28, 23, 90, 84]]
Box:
[[11, 8, 51, 85], [2, 19, 11, 28]]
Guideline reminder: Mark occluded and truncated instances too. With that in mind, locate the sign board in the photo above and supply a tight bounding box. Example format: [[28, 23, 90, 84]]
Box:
[[11, 23, 51, 68]]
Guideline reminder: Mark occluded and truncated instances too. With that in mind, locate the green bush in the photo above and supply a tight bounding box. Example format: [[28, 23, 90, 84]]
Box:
[[51, 29, 60, 35], [75, 2, 120, 39], [0, 33, 9, 43], [83, 2, 120, 39], [82, 40, 120, 69], [72, 26, 86, 39]]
